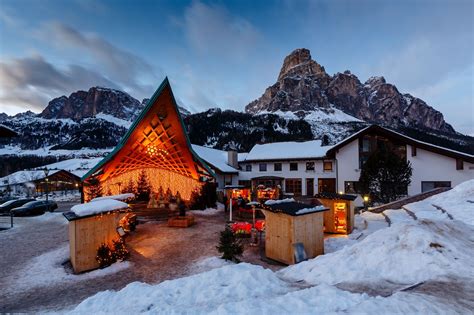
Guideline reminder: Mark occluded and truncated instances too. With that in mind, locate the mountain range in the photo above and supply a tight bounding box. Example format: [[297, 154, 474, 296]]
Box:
[[1, 48, 472, 176]]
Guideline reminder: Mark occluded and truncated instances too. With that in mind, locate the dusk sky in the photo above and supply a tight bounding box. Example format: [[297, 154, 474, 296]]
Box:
[[0, 0, 472, 134]]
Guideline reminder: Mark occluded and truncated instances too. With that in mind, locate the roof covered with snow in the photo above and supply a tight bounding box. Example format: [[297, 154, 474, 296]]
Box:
[[192, 145, 238, 174], [0, 169, 61, 186], [36, 157, 104, 178], [244, 140, 333, 162]]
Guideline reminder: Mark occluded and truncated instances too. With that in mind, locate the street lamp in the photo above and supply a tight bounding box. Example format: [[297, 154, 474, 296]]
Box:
[[363, 195, 369, 212], [43, 167, 49, 203]]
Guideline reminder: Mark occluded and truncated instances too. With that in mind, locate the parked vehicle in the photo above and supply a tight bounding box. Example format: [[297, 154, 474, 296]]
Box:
[[11, 200, 58, 216], [0, 198, 35, 214], [0, 196, 17, 204]]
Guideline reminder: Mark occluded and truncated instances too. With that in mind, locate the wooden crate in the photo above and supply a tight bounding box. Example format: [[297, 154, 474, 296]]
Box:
[[263, 209, 325, 265], [68, 212, 125, 273], [168, 216, 195, 228]]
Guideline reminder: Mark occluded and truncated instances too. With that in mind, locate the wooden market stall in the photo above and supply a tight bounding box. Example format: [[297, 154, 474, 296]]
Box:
[[315, 192, 356, 234], [262, 200, 328, 265], [63, 199, 132, 273]]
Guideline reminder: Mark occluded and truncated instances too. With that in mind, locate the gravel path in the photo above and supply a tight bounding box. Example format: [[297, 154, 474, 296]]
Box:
[[0, 209, 230, 312]]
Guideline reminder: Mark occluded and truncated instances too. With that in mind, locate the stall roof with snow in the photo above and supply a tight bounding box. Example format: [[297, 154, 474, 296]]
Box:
[[81, 78, 215, 201], [64, 199, 129, 221], [264, 199, 328, 216]]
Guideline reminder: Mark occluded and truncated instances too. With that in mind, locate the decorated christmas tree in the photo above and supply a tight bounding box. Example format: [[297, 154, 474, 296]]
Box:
[[123, 179, 136, 196]]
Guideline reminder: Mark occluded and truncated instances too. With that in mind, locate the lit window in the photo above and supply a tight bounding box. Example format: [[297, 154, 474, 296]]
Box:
[[323, 161, 333, 171]]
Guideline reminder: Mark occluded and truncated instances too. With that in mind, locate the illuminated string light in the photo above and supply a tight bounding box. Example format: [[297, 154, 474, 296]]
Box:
[[146, 144, 169, 160]]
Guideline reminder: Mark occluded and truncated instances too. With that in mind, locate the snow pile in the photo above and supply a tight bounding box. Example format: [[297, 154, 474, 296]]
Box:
[[405, 179, 474, 225], [91, 193, 135, 202], [71, 199, 128, 217], [279, 219, 474, 285], [189, 256, 234, 274], [69, 261, 458, 314], [71, 263, 290, 314], [265, 198, 294, 205]]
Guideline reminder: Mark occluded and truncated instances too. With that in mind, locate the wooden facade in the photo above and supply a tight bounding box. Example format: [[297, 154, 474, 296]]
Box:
[[263, 202, 328, 265], [82, 78, 214, 201], [315, 193, 356, 234], [66, 211, 126, 273]]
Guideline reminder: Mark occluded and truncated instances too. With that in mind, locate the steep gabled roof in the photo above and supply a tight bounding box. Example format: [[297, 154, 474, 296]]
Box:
[[82, 78, 214, 182], [326, 125, 474, 163]]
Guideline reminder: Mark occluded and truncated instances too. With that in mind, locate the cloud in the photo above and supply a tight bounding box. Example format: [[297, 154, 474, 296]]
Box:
[[41, 22, 158, 95], [0, 54, 120, 114], [182, 1, 261, 59]]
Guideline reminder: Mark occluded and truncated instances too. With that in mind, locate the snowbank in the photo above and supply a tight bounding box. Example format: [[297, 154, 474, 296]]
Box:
[[8, 245, 130, 294], [279, 219, 474, 285], [405, 179, 474, 225], [71, 199, 128, 217], [69, 261, 460, 314]]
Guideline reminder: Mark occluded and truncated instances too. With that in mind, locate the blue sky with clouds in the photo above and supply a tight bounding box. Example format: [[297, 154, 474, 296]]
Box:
[[0, 0, 472, 134]]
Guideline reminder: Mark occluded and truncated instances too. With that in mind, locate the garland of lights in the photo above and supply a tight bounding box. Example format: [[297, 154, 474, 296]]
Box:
[[85, 168, 203, 201]]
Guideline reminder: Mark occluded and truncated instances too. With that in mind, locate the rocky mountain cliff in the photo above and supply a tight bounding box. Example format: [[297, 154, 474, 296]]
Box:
[[246, 48, 455, 133]]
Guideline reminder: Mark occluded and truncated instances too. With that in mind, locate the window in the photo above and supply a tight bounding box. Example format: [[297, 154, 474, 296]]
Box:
[[359, 135, 406, 168], [245, 164, 252, 172], [285, 178, 302, 196], [456, 159, 464, 170], [411, 146, 417, 157], [259, 163, 267, 172], [323, 161, 333, 171], [306, 162, 315, 171], [290, 162, 298, 171], [238, 180, 251, 187], [421, 181, 451, 193], [345, 181, 359, 194], [274, 163, 282, 171], [362, 138, 370, 152]]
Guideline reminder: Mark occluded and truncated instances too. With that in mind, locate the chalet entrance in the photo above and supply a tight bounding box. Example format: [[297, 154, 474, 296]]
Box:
[[306, 178, 314, 196], [318, 178, 336, 194]]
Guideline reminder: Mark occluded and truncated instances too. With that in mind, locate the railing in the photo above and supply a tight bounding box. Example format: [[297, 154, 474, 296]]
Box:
[[0, 213, 13, 230]]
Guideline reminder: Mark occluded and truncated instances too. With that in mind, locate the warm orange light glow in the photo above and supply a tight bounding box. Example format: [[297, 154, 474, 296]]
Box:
[[146, 144, 169, 160], [363, 195, 369, 202]]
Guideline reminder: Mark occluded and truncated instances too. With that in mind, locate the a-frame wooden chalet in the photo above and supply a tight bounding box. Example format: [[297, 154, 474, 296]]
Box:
[[82, 78, 215, 201]]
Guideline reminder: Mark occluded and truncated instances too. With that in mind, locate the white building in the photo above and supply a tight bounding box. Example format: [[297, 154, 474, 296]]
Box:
[[237, 140, 336, 196], [191, 125, 473, 203], [326, 125, 474, 197]]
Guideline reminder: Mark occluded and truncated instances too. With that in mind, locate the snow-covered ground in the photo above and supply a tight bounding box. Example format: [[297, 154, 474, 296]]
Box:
[[68, 180, 474, 314]]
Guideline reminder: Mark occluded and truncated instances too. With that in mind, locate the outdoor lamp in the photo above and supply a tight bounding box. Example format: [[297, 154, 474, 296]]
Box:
[[363, 195, 369, 202]]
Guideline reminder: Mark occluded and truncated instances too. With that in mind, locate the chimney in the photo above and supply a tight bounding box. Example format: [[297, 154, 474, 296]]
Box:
[[227, 150, 238, 169]]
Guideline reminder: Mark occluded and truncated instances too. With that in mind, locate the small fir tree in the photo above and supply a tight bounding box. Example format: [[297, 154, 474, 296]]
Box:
[[123, 179, 136, 196], [136, 170, 151, 201], [87, 178, 103, 200], [217, 226, 244, 262], [358, 147, 413, 204]]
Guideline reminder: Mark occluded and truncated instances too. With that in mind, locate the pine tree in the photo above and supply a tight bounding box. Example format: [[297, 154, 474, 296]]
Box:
[[217, 226, 244, 262], [358, 147, 413, 204], [123, 179, 136, 195], [87, 178, 103, 200], [112, 238, 130, 261], [136, 170, 151, 201]]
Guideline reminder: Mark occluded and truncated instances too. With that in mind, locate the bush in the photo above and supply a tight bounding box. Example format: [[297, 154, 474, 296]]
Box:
[[113, 238, 130, 261], [96, 243, 116, 268]]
